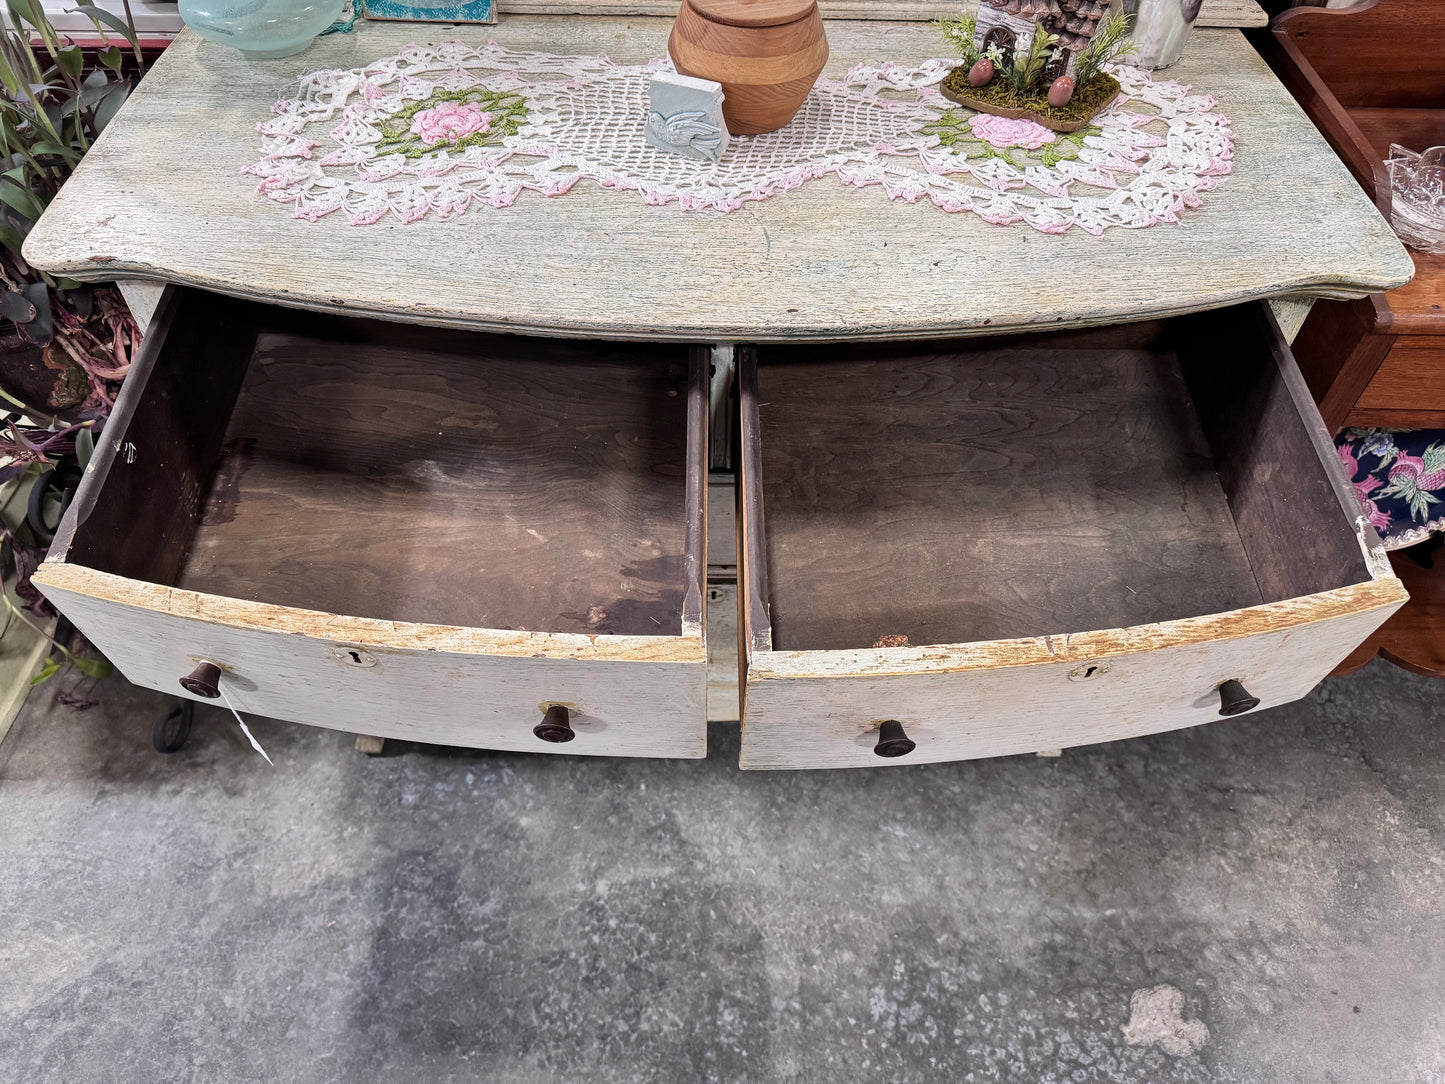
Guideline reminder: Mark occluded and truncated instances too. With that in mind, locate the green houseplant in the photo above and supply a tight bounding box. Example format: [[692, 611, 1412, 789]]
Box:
[[0, 0, 147, 688]]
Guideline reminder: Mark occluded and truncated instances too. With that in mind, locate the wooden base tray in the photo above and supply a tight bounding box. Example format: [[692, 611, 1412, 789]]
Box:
[[939, 71, 1121, 133]]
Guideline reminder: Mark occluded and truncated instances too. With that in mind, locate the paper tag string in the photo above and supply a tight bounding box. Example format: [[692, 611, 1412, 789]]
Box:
[[217, 681, 275, 766]]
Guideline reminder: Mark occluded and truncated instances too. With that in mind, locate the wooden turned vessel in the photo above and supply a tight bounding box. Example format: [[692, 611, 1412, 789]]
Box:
[[668, 0, 828, 135]]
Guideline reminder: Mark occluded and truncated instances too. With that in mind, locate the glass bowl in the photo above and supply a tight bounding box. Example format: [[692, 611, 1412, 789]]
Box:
[[1387, 143, 1445, 254], [179, 0, 343, 58]]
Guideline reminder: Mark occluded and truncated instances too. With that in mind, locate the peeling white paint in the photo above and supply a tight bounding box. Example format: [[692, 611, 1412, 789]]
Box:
[[1122, 984, 1210, 1058]]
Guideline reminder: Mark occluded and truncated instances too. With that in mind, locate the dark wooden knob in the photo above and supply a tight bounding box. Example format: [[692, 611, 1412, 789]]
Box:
[[1217, 679, 1260, 717], [534, 705, 574, 743], [874, 719, 916, 758], [179, 661, 222, 699]]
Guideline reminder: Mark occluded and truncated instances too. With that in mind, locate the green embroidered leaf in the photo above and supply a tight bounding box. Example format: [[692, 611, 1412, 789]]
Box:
[[374, 87, 529, 161]]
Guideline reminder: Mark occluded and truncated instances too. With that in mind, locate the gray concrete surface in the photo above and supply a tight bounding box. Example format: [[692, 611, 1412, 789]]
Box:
[[0, 660, 1441, 1083]]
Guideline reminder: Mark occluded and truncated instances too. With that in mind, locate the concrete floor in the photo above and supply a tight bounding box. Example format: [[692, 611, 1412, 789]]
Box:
[[0, 661, 1442, 1083]]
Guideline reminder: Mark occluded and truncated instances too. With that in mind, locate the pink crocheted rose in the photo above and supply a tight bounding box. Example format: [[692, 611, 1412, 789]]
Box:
[[409, 102, 494, 147], [968, 113, 1056, 151]]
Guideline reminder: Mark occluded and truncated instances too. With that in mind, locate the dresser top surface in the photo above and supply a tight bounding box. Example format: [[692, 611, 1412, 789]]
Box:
[[23, 16, 1411, 341]]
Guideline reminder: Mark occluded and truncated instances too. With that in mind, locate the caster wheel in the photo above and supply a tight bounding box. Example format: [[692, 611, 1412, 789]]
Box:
[[152, 700, 194, 754]]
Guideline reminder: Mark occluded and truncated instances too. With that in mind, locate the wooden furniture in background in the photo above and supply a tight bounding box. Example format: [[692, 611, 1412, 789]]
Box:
[[1333, 544, 1445, 678], [1264, 0, 1445, 432]]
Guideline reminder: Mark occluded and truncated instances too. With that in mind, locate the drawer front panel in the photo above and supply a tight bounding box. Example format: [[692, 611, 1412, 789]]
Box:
[[44, 578, 706, 758], [740, 597, 1396, 769], [1358, 336, 1445, 412]]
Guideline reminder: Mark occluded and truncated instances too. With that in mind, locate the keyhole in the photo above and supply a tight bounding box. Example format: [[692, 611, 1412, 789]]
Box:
[[333, 646, 378, 668], [1067, 662, 1110, 682]]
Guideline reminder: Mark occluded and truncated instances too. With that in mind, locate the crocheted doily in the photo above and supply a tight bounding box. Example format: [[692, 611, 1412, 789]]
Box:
[[247, 41, 1234, 235]]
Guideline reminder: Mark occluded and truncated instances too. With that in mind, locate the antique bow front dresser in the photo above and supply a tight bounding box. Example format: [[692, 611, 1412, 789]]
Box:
[[21, 7, 1417, 769]]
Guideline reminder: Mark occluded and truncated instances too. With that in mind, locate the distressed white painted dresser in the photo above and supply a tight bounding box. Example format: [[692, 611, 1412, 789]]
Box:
[[21, 9, 1417, 768]]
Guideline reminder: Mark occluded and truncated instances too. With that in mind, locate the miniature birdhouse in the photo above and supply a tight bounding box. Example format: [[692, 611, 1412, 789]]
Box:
[[975, 0, 1113, 82]]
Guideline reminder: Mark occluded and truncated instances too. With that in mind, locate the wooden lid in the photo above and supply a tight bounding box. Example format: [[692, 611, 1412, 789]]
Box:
[[687, 0, 817, 28]]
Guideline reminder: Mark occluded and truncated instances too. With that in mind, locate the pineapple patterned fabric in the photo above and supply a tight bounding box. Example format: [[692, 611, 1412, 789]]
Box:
[[1337, 429, 1445, 550]]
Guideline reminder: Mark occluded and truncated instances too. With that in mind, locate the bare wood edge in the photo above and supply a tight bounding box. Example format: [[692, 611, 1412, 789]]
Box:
[[32, 563, 706, 663], [26, 269, 1414, 342], [498, 0, 1267, 28], [746, 577, 1407, 680], [736, 345, 771, 661], [682, 344, 709, 636]]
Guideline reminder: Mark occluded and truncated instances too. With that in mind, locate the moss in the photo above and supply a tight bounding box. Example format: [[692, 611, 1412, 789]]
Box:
[[940, 67, 1121, 125]]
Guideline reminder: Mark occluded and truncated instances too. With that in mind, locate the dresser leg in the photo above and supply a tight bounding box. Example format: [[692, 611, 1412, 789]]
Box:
[[355, 734, 385, 756]]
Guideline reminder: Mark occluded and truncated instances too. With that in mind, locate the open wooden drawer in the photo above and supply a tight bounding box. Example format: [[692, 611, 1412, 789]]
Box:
[[35, 288, 709, 758], [737, 302, 1407, 770]]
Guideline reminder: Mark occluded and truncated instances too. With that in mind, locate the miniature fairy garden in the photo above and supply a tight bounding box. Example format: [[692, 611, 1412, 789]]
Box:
[[938, 1, 1136, 132]]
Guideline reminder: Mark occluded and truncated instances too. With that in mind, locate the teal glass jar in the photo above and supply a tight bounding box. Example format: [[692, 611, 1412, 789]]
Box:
[[178, 0, 343, 58]]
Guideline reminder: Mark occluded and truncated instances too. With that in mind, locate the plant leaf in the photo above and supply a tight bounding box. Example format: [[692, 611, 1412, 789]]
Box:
[[29, 656, 60, 685], [0, 175, 44, 221], [71, 655, 113, 679], [97, 45, 123, 73], [17, 280, 51, 345], [0, 286, 35, 322], [92, 80, 128, 134], [67, 5, 140, 48], [75, 422, 93, 466], [55, 43, 83, 83]]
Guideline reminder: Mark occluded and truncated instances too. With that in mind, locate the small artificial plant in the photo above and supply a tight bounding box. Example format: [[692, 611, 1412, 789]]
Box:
[[937, 5, 1137, 131]]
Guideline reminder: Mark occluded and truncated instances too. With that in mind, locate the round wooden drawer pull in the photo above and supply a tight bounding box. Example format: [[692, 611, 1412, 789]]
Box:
[[534, 705, 575, 744], [1217, 679, 1261, 717], [179, 661, 223, 699], [874, 719, 916, 758]]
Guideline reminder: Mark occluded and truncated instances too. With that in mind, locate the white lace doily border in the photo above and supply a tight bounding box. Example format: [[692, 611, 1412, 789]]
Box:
[[245, 41, 1234, 236]]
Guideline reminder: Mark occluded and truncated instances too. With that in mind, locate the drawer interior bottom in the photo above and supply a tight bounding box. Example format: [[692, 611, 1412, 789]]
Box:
[[751, 312, 1370, 653], [68, 297, 696, 637]]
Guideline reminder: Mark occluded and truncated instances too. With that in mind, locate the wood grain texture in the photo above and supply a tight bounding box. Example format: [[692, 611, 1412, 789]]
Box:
[[1271, 0, 1445, 110], [1267, 296, 1314, 342], [736, 302, 1406, 769], [34, 286, 709, 757], [21, 19, 1407, 342], [35, 571, 708, 758], [690, 0, 815, 27], [71, 294, 703, 637], [1357, 336, 1445, 414], [738, 586, 1402, 768], [670, 0, 828, 132], [59, 289, 260, 588], [1291, 296, 1394, 432], [499, 0, 1268, 27], [1176, 302, 1376, 603], [750, 329, 1264, 652], [1377, 252, 1445, 336], [1347, 106, 1445, 161], [1333, 548, 1445, 679]]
